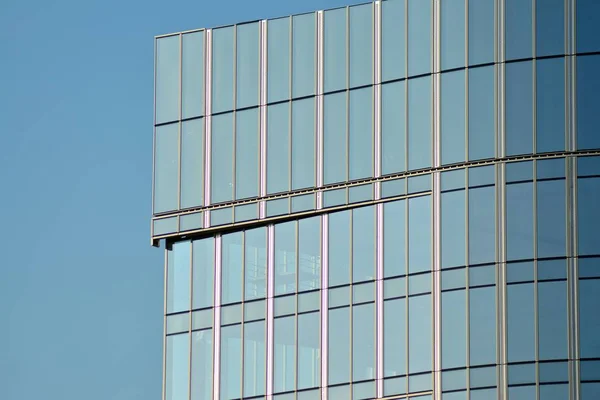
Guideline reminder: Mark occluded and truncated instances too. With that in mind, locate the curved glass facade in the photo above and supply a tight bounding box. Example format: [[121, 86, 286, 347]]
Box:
[[154, 0, 600, 399]]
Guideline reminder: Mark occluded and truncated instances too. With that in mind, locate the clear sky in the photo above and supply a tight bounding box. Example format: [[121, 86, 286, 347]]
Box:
[[0, 0, 365, 399]]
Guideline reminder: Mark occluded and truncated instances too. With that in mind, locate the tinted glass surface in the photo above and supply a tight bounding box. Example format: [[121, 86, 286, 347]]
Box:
[[577, 55, 600, 150], [469, 0, 494, 65], [156, 35, 179, 124], [235, 109, 259, 200], [441, 70, 466, 165], [182, 31, 204, 119], [292, 13, 316, 98], [468, 66, 495, 160], [381, 81, 406, 175], [408, 0, 431, 76], [506, 61, 533, 156], [268, 18, 290, 102], [441, 0, 465, 70], [236, 23, 259, 109], [212, 27, 234, 113], [381, 0, 405, 81], [536, 58, 565, 153], [349, 4, 373, 88], [408, 76, 431, 170], [324, 8, 347, 92]]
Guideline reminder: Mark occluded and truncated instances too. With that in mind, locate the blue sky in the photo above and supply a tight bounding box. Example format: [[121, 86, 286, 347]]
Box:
[[0, 0, 364, 399]]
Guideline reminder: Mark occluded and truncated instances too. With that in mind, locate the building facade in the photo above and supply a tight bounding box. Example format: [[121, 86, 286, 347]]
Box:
[[152, 0, 600, 399]]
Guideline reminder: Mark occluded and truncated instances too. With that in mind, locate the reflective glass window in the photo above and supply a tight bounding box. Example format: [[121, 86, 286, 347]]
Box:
[[468, 66, 495, 160], [536, 0, 564, 57], [577, 178, 600, 256], [384, 200, 407, 278], [292, 13, 316, 98], [191, 329, 213, 400], [381, 81, 406, 175], [536, 58, 565, 153], [408, 196, 431, 274], [381, 0, 405, 82], [212, 27, 234, 113], [469, 186, 495, 265], [349, 3, 373, 87], [329, 210, 351, 287], [245, 228, 267, 300], [577, 0, 600, 53], [244, 321, 266, 397], [441, 0, 465, 70], [181, 119, 204, 208], [507, 183, 534, 261], [291, 102, 315, 191], [324, 7, 347, 92], [329, 307, 351, 384], [235, 108, 259, 200], [267, 102, 290, 194], [506, 61, 533, 156], [182, 31, 204, 119], [441, 70, 466, 165], [268, 18, 290, 102], [577, 55, 600, 150], [442, 289, 467, 369], [507, 283, 535, 362], [468, 0, 494, 65], [353, 303, 375, 381], [539, 384, 569, 400], [166, 333, 189, 400], [349, 87, 373, 180], [324, 92, 347, 184], [192, 238, 214, 309], [222, 232, 243, 304], [298, 312, 320, 389], [298, 217, 321, 292], [156, 35, 179, 124], [508, 386, 536, 400], [408, 0, 431, 76], [236, 23, 259, 109], [582, 383, 600, 399], [469, 286, 496, 365], [168, 241, 191, 313], [220, 324, 242, 399], [537, 180, 566, 258], [408, 76, 432, 170], [409, 294, 432, 373], [505, 0, 533, 60], [353, 206, 375, 282], [155, 123, 179, 213], [538, 281, 568, 360], [275, 221, 296, 295], [384, 298, 407, 376], [211, 113, 234, 203], [580, 279, 600, 358], [442, 190, 466, 268]]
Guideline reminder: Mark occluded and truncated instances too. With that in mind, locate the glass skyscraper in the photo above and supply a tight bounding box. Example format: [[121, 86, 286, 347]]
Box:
[[151, 0, 600, 399]]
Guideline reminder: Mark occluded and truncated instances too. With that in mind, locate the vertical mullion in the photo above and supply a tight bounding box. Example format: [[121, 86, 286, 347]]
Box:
[[162, 248, 168, 400], [533, 161, 540, 400], [260, 21, 267, 219], [433, 171, 442, 400], [266, 225, 275, 397], [188, 242, 193, 400], [374, 1, 382, 201], [498, 161, 507, 400], [213, 235, 222, 400], [376, 203, 384, 398], [321, 214, 329, 400], [465, 165, 471, 395], [204, 30, 213, 228], [317, 11, 324, 211]]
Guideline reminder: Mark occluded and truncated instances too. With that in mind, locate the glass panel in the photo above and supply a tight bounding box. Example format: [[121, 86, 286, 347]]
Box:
[[298, 216, 321, 292], [441, 70, 466, 165], [506, 182, 534, 261], [243, 321, 266, 397], [275, 221, 296, 295], [156, 35, 179, 124], [508, 363, 536, 385], [469, 165, 495, 187], [540, 384, 569, 400], [244, 300, 265, 321], [154, 123, 179, 213], [441, 0, 465, 70], [506, 161, 533, 182], [577, 0, 600, 53], [469, 264, 495, 287], [471, 388, 497, 400], [507, 283, 535, 362], [578, 156, 600, 177], [508, 386, 536, 400], [349, 3, 373, 87], [442, 190, 466, 268], [409, 294, 432, 373], [536, 0, 564, 57], [381, 81, 406, 175], [298, 291, 320, 313], [506, 61, 533, 156], [470, 366, 496, 388], [539, 361, 568, 383], [384, 298, 406, 376], [408, 0, 431, 76], [579, 279, 600, 358], [442, 369, 466, 392], [268, 17, 290, 103], [468, 0, 494, 65], [182, 31, 204, 119], [384, 200, 406, 278], [538, 281, 568, 360], [181, 119, 204, 208], [220, 324, 242, 400], [298, 312, 321, 389], [381, 0, 406, 82], [329, 307, 351, 384], [537, 180, 566, 258], [469, 186, 495, 265], [211, 113, 234, 203], [324, 7, 347, 92], [468, 66, 495, 160], [349, 86, 373, 180], [577, 55, 600, 150], [192, 238, 214, 309], [267, 102, 290, 194], [353, 282, 375, 304], [469, 286, 496, 365], [324, 92, 347, 184], [507, 262, 534, 283], [409, 273, 431, 296], [536, 58, 565, 153], [235, 108, 259, 200], [408, 196, 431, 274], [154, 217, 178, 235], [442, 289, 466, 369], [384, 376, 407, 396], [212, 27, 234, 113], [578, 178, 600, 256], [222, 232, 243, 304], [167, 313, 189, 335], [222, 304, 242, 326], [236, 23, 259, 109], [537, 158, 565, 180], [245, 228, 267, 301], [353, 303, 376, 381], [166, 333, 189, 400], [442, 169, 465, 191], [408, 75, 432, 170], [329, 210, 351, 286], [292, 97, 315, 190], [292, 193, 315, 213], [353, 206, 376, 282], [442, 268, 466, 290], [191, 329, 212, 400], [275, 295, 296, 317], [292, 13, 316, 98], [505, 0, 533, 60], [168, 241, 190, 313], [329, 286, 350, 308], [409, 174, 431, 193]]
